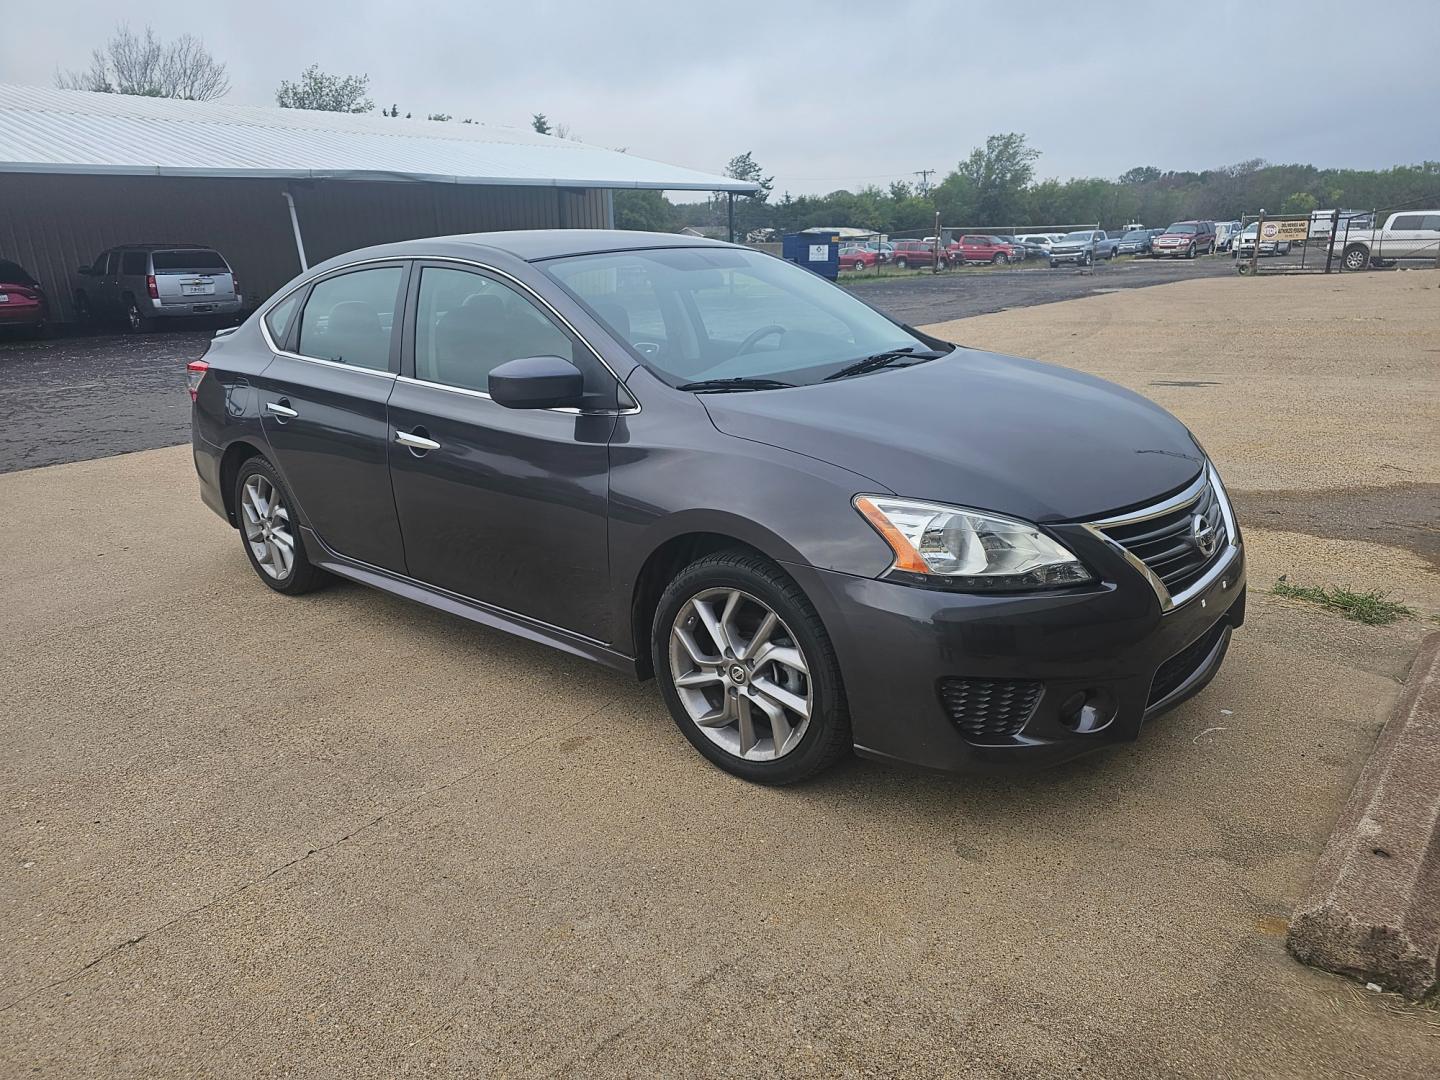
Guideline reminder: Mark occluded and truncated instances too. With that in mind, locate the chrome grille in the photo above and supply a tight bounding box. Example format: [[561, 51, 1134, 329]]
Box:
[[939, 678, 1042, 741], [1090, 470, 1232, 607]]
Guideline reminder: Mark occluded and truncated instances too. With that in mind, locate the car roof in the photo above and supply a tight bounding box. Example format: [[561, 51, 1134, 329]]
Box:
[[109, 243, 218, 251], [322, 229, 736, 266]]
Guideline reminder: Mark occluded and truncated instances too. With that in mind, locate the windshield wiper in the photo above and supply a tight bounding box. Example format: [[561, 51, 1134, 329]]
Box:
[[675, 377, 796, 393], [823, 347, 943, 382]]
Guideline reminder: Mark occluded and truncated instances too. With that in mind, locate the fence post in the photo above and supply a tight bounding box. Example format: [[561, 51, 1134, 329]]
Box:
[[1324, 209, 1340, 273], [933, 212, 941, 275], [1250, 211, 1264, 275]]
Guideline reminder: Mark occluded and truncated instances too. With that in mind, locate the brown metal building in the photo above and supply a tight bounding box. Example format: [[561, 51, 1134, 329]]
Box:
[[0, 85, 755, 322]]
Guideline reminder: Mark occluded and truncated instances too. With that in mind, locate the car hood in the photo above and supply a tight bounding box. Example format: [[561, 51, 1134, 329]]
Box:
[[699, 349, 1204, 523]]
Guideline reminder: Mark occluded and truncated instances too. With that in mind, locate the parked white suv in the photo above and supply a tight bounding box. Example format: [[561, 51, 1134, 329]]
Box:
[[74, 245, 243, 332]]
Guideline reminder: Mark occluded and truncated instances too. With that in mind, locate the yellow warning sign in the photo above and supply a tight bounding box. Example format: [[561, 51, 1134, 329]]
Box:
[[1260, 219, 1310, 242]]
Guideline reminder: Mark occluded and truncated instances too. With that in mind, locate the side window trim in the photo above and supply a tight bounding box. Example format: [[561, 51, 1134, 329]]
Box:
[[404, 260, 618, 411], [287, 261, 411, 375]]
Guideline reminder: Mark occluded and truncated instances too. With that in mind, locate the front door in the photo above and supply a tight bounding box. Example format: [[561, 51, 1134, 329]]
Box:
[[256, 262, 409, 573], [386, 263, 615, 641]]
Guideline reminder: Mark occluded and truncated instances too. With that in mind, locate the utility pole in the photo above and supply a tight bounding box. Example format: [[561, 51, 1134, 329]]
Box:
[[913, 169, 935, 197]]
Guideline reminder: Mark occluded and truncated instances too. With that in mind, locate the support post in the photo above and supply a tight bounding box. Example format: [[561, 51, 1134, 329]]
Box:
[[1249, 210, 1264, 275], [932, 211, 941, 274], [1324, 208, 1340, 273], [282, 189, 308, 272], [727, 192, 736, 244]]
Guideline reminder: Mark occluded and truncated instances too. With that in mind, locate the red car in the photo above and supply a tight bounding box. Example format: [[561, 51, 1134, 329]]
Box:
[[889, 240, 948, 269], [947, 235, 1022, 265], [838, 246, 880, 271], [0, 257, 49, 337]]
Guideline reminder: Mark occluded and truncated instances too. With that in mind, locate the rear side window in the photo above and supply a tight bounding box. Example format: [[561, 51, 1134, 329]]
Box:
[[296, 267, 403, 372], [0, 260, 36, 285], [152, 249, 228, 273], [1390, 215, 1424, 230], [1423, 215, 1440, 232], [122, 252, 147, 276], [264, 291, 303, 347]]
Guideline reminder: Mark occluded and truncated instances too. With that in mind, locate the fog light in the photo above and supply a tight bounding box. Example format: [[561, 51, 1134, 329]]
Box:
[[1059, 690, 1114, 734]]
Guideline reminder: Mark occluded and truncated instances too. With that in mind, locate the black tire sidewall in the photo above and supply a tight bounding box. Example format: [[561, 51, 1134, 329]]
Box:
[[651, 554, 849, 784]]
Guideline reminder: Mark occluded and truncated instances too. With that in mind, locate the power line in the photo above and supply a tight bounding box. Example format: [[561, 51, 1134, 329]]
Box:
[[914, 168, 936, 196]]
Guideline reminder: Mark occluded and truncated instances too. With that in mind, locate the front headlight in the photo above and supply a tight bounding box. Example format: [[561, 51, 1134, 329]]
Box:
[[854, 496, 1094, 590]]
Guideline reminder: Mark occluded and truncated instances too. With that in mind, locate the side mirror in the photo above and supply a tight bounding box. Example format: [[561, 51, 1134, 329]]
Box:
[[488, 355, 585, 410], [77, 266, 93, 275]]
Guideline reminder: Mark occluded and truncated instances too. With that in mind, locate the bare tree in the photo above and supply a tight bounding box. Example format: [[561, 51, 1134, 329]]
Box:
[[56, 24, 229, 101]]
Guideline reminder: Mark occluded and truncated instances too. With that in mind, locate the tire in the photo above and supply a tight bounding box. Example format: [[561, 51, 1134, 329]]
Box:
[[1342, 245, 1368, 271], [1185, 244, 1195, 260], [233, 457, 328, 595], [652, 549, 850, 785], [894, 257, 908, 269], [124, 297, 154, 334], [991, 253, 1008, 265], [1050, 259, 1059, 268], [74, 292, 93, 326]]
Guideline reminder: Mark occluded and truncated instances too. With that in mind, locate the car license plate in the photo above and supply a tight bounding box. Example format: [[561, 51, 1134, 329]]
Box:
[[182, 283, 215, 296], [0, 293, 8, 303]]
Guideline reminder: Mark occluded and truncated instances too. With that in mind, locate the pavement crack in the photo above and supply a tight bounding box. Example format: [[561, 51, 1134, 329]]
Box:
[[0, 697, 622, 1015]]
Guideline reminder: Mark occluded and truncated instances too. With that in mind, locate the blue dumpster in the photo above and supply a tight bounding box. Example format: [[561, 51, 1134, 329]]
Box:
[[782, 232, 839, 280]]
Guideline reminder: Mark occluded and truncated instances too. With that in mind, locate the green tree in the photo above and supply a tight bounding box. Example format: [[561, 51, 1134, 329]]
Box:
[[613, 190, 677, 232], [532, 113, 551, 134], [57, 23, 229, 101], [951, 133, 1040, 225], [715, 151, 774, 238], [1119, 165, 1162, 184], [1281, 191, 1319, 215], [276, 65, 373, 113]]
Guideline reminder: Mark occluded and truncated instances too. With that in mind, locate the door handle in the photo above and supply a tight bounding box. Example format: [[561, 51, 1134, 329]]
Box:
[[395, 430, 441, 452], [265, 401, 298, 418]]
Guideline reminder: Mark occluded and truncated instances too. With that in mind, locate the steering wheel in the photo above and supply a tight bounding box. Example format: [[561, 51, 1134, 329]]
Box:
[[736, 324, 786, 355]]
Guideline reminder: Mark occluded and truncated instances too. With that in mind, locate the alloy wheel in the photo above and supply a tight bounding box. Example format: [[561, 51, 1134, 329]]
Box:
[[668, 588, 812, 762], [241, 473, 296, 580]]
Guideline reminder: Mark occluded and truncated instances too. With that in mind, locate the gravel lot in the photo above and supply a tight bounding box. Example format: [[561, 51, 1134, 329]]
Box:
[[3, 271, 1438, 1078]]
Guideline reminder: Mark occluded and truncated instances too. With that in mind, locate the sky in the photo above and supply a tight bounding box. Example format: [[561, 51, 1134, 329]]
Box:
[[3, 0, 1437, 200]]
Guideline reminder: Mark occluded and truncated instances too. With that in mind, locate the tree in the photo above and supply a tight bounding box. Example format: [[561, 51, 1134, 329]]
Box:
[[532, 113, 552, 134], [1119, 165, 1162, 185], [715, 151, 774, 238], [613, 190, 677, 232], [1281, 191, 1319, 215], [276, 65, 373, 113], [56, 24, 229, 101], [952, 133, 1040, 224]]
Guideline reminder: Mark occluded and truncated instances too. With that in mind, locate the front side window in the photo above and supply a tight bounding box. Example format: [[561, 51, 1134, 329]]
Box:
[[546, 246, 927, 386], [296, 266, 403, 372], [413, 266, 578, 394], [90, 253, 108, 275]]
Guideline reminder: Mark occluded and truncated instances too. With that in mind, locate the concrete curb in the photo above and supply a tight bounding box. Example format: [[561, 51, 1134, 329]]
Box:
[[1287, 631, 1440, 999]]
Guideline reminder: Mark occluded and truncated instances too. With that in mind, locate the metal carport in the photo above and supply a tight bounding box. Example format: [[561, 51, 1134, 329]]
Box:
[[0, 85, 756, 321]]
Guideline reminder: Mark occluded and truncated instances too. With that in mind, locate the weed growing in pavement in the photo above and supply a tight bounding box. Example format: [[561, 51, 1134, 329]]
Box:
[[1271, 576, 1417, 626]]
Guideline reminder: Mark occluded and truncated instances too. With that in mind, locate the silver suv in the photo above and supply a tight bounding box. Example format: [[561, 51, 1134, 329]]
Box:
[[74, 245, 243, 332]]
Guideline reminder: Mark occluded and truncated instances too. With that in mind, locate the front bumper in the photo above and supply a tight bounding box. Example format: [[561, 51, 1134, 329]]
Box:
[[1049, 249, 1091, 263], [783, 533, 1245, 774]]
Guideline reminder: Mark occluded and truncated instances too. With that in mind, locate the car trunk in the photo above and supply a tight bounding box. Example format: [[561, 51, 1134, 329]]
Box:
[[151, 250, 236, 305]]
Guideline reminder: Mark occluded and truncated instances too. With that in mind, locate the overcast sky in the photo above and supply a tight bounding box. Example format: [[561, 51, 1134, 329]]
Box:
[[3, 0, 1437, 199]]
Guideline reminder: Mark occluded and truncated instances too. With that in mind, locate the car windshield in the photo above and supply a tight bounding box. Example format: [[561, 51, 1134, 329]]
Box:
[[0, 260, 36, 284], [151, 249, 228, 272], [1061, 231, 1094, 242], [1166, 223, 1198, 234], [1240, 225, 1259, 237], [1122, 231, 1147, 240], [545, 246, 931, 387]]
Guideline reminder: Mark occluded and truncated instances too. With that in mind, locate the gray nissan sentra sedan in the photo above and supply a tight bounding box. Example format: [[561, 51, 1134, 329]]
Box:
[[190, 230, 1244, 784]]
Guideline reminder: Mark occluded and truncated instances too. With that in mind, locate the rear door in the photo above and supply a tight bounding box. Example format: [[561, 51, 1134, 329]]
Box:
[[1384, 215, 1427, 260], [255, 262, 410, 572], [152, 248, 235, 305], [386, 262, 616, 641]]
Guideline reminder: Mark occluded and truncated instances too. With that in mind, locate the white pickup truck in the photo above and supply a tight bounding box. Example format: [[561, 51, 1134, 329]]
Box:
[[1332, 210, 1440, 271]]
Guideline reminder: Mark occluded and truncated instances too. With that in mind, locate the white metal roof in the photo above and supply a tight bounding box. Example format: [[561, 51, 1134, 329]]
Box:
[[0, 84, 758, 192]]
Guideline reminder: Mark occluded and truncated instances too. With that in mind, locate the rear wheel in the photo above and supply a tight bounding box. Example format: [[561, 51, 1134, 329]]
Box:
[[234, 457, 328, 595], [1342, 245, 1369, 271], [74, 292, 93, 326], [125, 297, 154, 334], [991, 253, 1008, 265], [653, 550, 850, 785]]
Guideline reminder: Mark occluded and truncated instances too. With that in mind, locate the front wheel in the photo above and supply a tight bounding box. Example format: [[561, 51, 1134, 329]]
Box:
[[1185, 243, 1196, 260], [992, 253, 1009, 265], [234, 458, 329, 595], [653, 550, 850, 784], [894, 256, 908, 269]]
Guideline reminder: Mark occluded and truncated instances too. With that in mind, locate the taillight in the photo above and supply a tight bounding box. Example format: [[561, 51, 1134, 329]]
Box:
[[147, 275, 159, 299], [231, 274, 240, 296], [187, 360, 209, 401]]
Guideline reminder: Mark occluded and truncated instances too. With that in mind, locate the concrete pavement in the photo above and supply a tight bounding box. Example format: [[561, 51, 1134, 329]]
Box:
[[4, 271, 1439, 1077]]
